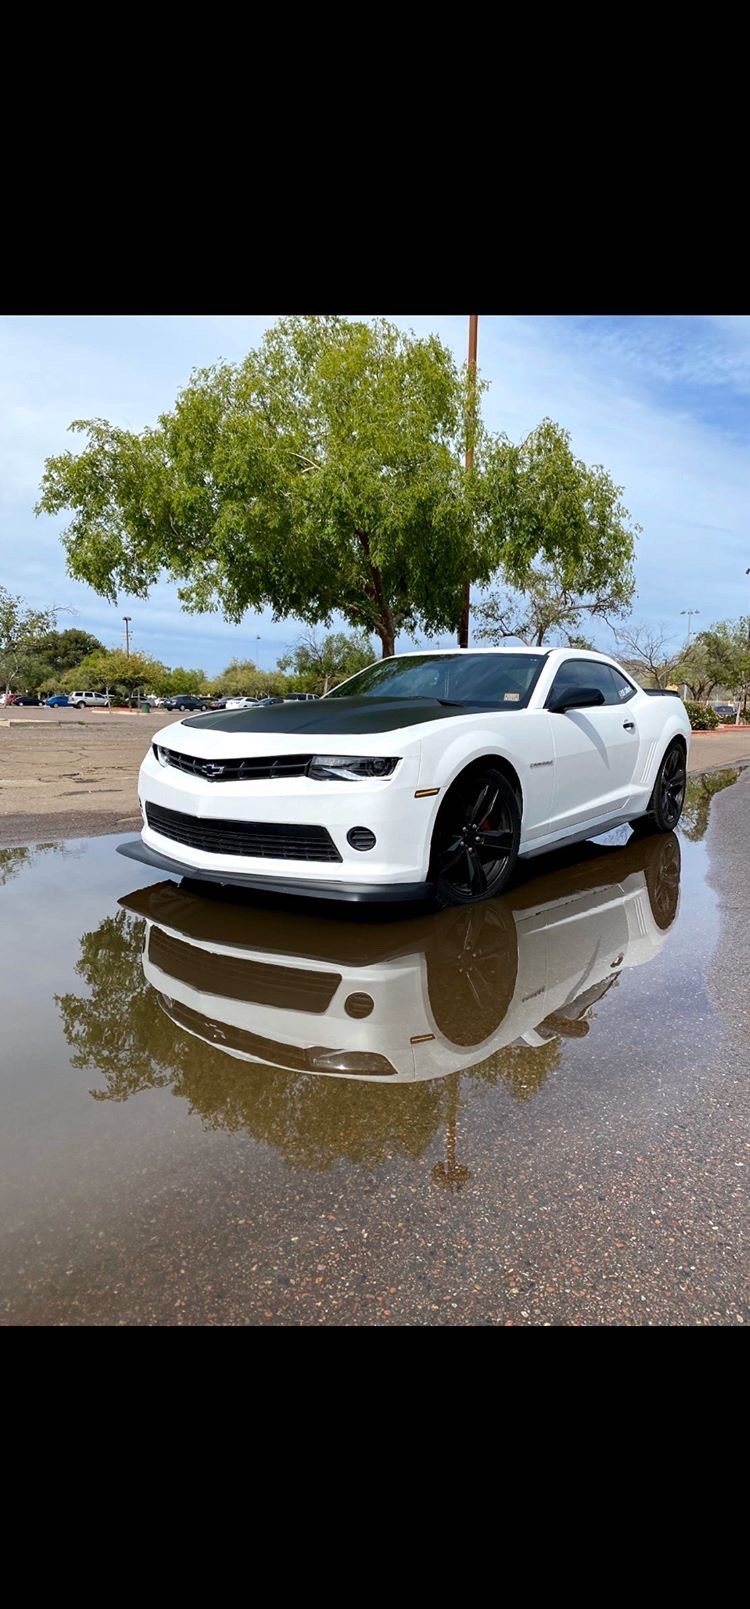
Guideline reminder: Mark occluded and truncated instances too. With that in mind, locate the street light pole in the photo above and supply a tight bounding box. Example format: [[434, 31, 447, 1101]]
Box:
[[680, 607, 699, 644], [458, 314, 479, 649], [123, 616, 132, 657]]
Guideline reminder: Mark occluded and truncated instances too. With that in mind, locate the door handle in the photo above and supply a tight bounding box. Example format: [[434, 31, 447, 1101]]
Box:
[[623, 720, 636, 731]]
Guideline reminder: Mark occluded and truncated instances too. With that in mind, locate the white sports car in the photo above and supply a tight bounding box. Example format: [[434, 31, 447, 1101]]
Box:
[[119, 647, 691, 906], [120, 831, 680, 1083]]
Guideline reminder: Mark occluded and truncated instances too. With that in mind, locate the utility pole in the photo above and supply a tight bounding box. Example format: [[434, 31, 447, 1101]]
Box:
[[458, 314, 479, 649], [123, 616, 132, 657]]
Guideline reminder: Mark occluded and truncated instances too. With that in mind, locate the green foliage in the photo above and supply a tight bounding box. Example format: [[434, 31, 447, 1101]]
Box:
[[0, 586, 59, 691], [208, 659, 289, 698], [278, 630, 374, 693], [477, 553, 634, 648], [61, 647, 168, 698], [56, 908, 451, 1170], [37, 317, 640, 657], [684, 700, 718, 731], [29, 626, 104, 674], [153, 665, 209, 696], [693, 620, 750, 714], [680, 769, 738, 840], [208, 657, 257, 696]]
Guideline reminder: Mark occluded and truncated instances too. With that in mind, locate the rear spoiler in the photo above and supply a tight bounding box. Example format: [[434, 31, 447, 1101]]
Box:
[[643, 688, 681, 698]]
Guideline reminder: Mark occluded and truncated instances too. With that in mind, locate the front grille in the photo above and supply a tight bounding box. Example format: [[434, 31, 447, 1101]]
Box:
[[148, 927, 340, 1013], [158, 995, 398, 1077], [145, 801, 341, 862], [153, 744, 311, 782]]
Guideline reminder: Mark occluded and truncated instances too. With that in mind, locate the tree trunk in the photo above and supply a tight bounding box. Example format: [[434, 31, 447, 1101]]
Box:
[[376, 620, 396, 658], [354, 528, 396, 658]]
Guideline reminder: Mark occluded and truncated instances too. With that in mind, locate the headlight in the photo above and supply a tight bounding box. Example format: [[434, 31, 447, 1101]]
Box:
[[307, 755, 399, 781], [154, 745, 170, 767]]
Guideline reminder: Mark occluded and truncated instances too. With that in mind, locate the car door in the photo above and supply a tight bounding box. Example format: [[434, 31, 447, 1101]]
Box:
[[545, 659, 641, 835]]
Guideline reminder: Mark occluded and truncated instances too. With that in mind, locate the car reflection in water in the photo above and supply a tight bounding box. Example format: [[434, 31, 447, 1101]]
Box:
[[119, 831, 681, 1088]]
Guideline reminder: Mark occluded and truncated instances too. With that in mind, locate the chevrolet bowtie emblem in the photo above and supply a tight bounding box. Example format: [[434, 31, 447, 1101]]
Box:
[[202, 763, 225, 778]]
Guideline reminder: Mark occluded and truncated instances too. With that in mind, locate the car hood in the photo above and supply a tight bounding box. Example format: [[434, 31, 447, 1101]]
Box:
[[182, 696, 486, 737]]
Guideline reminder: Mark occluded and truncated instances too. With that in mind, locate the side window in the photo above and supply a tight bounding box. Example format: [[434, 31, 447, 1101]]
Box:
[[608, 667, 636, 703], [547, 660, 619, 707]]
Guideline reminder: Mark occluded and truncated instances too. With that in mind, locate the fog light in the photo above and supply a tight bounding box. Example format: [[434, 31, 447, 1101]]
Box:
[[347, 826, 376, 851], [345, 992, 374, 1019]]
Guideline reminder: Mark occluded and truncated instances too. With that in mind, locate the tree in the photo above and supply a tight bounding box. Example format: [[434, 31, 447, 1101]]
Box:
[[475, 552, 634, 648], [278, 629, 375, 694], [27, 627, 104, 676], [673, 635, 719, 703], [691, 620, 750, 718], [0, 586, 59, 692], [209, 658, 258, 696], [152, 665, 208, 696], [61, 647, 168, 701], [37, 317, 640, 657], [612, 622, 683, 688], [57, 908, 449, 1170]]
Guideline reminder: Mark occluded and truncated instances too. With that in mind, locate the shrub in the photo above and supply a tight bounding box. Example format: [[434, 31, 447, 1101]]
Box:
[[684, 700, 719, 730]]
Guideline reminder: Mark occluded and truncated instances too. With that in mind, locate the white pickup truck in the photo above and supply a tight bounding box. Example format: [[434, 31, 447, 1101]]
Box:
[[68, 691, 110, 708]]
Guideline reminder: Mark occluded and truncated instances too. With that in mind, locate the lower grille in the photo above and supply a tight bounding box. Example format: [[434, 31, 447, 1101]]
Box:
[[148, 927, 340, 1012], [146, 801, 341, 862]]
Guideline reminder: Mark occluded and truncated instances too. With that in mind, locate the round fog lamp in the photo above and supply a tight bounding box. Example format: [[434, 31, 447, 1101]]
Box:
[[347, 826, 377, 852]]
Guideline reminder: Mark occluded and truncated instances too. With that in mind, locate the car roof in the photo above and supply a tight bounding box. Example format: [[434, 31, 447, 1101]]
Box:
[[386, 647, 622, 663]]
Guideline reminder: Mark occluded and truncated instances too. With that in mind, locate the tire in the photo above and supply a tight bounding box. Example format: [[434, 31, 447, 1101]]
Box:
[[643, 833, 681, 931], [630, 741, 687, 835], [430, 765, 521, 907], [426, 901, 519, 1044]]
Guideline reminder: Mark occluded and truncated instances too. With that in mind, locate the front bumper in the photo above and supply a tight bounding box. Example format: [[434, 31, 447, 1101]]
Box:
[[117, 837, 432, 903], [136, 743, 435, 897]]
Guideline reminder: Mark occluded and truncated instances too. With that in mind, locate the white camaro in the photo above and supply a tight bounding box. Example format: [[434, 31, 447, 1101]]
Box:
[[120, 830, 680, 1083], [119, 647, 691, 906]]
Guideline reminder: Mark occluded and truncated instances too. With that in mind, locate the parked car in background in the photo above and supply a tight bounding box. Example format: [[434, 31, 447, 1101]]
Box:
[[163, 695, 211, 712], [68, 691, 110, 708], [7, 693, 40, 706], [284, 693, 319, 702], [711, 703, 737, 722], [224, 697, 260, 710], [45, 694, 70, 707], [122, 646, 691, 907]]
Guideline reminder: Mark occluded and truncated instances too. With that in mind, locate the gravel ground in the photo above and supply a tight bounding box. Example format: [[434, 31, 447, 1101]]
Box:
[[2, 709, 750, 848]]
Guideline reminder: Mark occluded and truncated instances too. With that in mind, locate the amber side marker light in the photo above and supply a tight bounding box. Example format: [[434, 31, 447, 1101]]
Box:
[[410, 1033, 436, 1044], [414, 787, 439, 798]]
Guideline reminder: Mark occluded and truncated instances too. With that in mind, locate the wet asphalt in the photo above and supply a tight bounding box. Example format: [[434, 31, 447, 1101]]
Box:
[[0, 765, 747, 1325]]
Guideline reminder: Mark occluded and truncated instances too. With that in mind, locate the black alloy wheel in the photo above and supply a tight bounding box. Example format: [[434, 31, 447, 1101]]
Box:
[[431, 767, 520, 907], [644, 833, 681, 930], [426, 901, 519, 1043], [652, 743, 687, 831]]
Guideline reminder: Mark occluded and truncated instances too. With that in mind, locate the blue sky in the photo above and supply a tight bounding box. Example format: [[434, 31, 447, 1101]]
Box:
[[1, 313, 749, 675]]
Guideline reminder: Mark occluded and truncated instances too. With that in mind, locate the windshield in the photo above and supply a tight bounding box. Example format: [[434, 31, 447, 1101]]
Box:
[[325, 653, 546, 707]]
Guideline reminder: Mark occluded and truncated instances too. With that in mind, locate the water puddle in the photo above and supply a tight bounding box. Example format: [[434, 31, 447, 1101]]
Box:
[[0, 766, 744, 1324]]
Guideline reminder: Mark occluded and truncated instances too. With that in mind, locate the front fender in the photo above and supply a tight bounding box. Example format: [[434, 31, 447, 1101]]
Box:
[[415, 713, 554, 869]]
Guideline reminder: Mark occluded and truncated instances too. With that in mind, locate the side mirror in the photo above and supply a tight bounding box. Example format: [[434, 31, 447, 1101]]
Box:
[[549, 686, 606, 714]]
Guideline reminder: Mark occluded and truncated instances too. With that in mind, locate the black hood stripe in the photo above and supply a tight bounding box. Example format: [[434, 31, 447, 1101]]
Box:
[[183, 696, 491, 736]]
